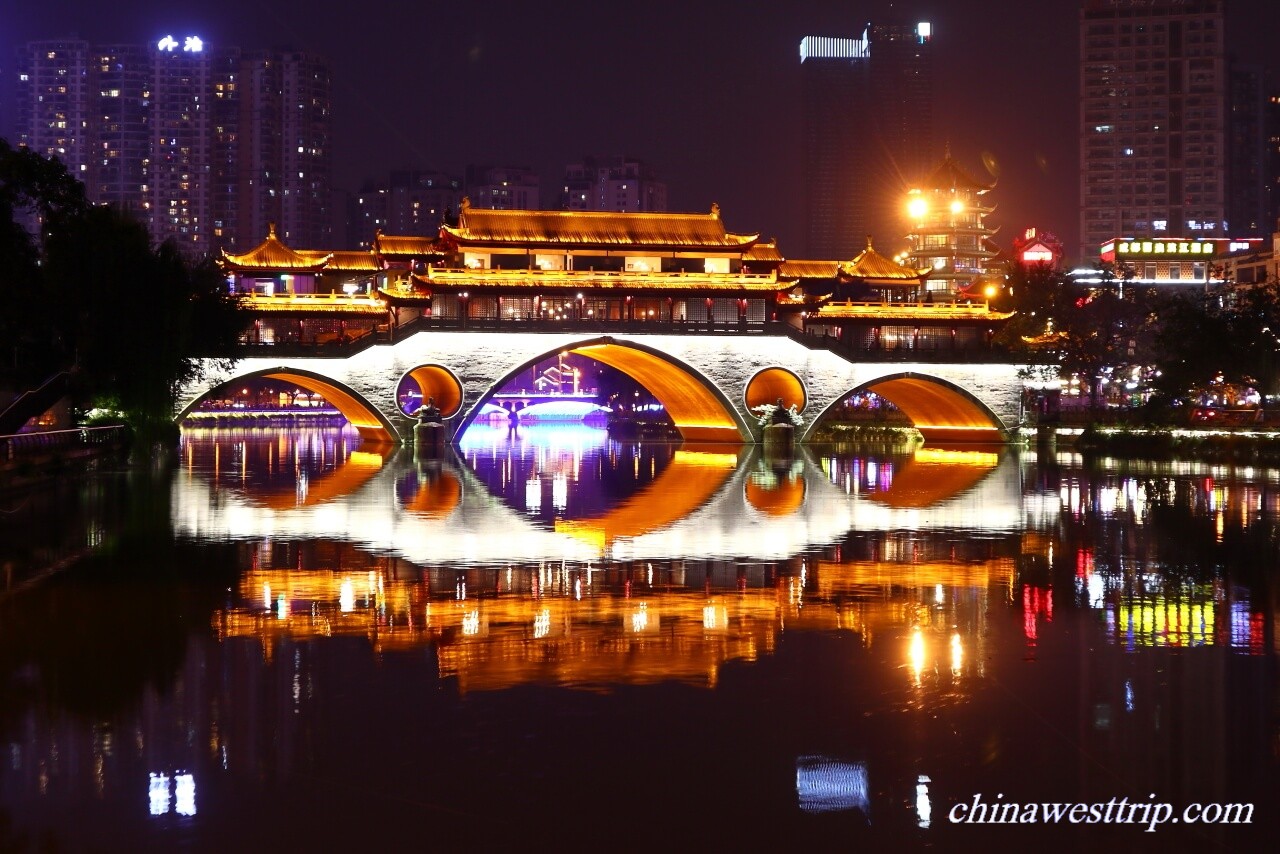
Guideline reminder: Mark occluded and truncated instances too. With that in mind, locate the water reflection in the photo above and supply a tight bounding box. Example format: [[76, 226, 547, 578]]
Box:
[[170, 426, 1024, 564], [0, 426, 1276, 848]]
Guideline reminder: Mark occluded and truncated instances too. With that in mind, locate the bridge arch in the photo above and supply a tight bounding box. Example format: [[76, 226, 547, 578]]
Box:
[[803, 371, 1007, 444], [176, 366, 400, 443], [397, 364, 464, 417], [454, 336, 752, 443]]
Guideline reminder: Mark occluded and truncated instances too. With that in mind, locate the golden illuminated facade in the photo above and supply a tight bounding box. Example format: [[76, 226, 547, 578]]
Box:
[[219, 201, 1014, 355], [792, 237, 1012, 355]]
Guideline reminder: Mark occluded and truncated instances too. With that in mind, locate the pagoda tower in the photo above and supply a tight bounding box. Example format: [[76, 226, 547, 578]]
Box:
[[903, 149, 999, 296]]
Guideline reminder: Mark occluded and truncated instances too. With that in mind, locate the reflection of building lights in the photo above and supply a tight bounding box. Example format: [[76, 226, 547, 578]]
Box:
[[916, 774, 932, 828], [909, 627, 925, 682], [552, 473, 568, 510], [950, 633, 963, 675], [174, 773, 196, 816], [533, 609, 551, 639], [339, 578, 355, 613], [263, 583, 272, 610], [796, 757, 869, 814], [525, 478, 541, 512], [1117, 599, 1215, 648], [276, 594, 290, 621], [462, 610, 481, 635], [630, 603, 649, 632], [703, 604, 727, 630], [148, 773, 170, 816]]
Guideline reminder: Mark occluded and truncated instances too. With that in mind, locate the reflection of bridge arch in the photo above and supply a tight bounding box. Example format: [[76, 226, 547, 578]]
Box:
[[455, 336, 752, 443], [554, 448, 742, 549], [805, 372, 1007, 443], [176, 366, 399, 443], [171, 444, 1026, 565]]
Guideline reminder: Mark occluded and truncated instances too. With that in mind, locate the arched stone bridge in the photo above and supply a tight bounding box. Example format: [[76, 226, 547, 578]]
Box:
[[177, 332, 1029, 444]]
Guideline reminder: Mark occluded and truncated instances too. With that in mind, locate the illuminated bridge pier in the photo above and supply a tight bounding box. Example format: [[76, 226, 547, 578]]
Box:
[[178, 330, 1025, 445]]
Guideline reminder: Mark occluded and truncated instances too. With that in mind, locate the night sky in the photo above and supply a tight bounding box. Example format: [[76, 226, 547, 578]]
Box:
[[1, 0, 1275, 257]]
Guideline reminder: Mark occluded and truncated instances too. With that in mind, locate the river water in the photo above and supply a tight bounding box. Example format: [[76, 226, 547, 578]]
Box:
[[0, 425, 1276, 851]]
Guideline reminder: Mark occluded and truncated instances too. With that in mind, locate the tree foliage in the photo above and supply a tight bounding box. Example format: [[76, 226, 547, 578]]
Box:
[[0, 139, 245, 428], [1152, 283, 1280, 403], [994, 262, 1162, 408]]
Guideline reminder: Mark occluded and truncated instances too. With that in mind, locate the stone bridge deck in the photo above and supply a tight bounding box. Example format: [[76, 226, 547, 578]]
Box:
[[178, 328, 1031, 445]]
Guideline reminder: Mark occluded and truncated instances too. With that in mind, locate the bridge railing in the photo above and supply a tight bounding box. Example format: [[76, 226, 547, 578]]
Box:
[[0, 425, 128, 464], [226, 316, 1023, 363]]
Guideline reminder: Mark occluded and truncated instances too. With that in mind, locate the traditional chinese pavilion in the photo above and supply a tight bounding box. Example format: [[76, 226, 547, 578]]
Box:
[[904, 150, 1000, 295]]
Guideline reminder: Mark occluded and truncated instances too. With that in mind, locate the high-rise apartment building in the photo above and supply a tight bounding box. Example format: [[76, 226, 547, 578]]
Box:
[[92, 44, 150, 214], [15, 35, 332, 256], [15, 39, 92, 180], [799, 22, 934, 260], [561, 156, 667, 212], [1227, 65, 1269, 238], [386, 169, 461, 234], [1265, 90, 1280, 233], [239, 50, 333, 249], [464, 165, 541, 210], [1079, 0, 1227, 259]]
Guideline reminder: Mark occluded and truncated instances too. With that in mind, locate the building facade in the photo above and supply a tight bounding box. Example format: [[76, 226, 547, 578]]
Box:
[[464, 165, 541, 210], [14, 35, 333, 256], [1078, 0, 1228, 259], [799, 22, 934, 260], [561, 156, 668, 212]]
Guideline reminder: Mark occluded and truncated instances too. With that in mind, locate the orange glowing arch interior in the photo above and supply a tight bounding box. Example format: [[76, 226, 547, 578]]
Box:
[[862, 376, 1004, 442], [573, 343, 743, 442], [745, 368, 806, 414], [261, 371, 395, 442], [406, 365, 463, 417]]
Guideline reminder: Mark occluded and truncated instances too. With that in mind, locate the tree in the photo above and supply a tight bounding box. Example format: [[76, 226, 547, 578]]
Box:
[[994, 261, 1161, 410], [1151, 281, 1280, 409], [0, 140, 246, 433]]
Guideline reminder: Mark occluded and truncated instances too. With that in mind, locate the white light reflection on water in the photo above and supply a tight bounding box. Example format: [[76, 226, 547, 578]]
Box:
[[171, 427, 1025, 566]]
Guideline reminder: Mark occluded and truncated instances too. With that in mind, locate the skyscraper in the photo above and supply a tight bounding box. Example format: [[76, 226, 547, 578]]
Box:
[[14, 35, 332, 256], [799, 22, 934, 260], [1078, 0, 1227, 259]]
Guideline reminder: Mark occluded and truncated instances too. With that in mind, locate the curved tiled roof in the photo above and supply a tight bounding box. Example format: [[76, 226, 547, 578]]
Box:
[[298, 250, 380, 272], [442, 201, 758, 250], [220, 224, 330, 272], [920, 156, 996, 193], [778, 260, 841, 279], [372, 232, 446, 260], [840, 237, 931, 282]]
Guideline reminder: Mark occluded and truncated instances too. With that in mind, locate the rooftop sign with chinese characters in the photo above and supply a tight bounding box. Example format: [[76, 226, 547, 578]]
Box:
[[157, 35, 204, 53]]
